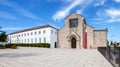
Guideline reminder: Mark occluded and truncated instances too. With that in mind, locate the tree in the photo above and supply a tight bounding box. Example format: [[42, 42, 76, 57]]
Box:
[[110, 41, 113, 46], [0, 26, 2, 32], [0, 27, 8, 42]]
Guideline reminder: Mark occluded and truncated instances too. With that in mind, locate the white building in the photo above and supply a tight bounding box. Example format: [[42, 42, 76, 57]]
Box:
[[8, 24, 58, 48]]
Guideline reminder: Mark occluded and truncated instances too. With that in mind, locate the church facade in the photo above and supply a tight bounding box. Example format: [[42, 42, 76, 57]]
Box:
[[58, 13, 107, 49]]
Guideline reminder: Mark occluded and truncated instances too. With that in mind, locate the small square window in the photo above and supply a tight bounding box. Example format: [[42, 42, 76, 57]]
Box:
[[21, 34, 23, 37], [51, 30, 53, 34], [31, 32, 33, 35], [43, 30, 46, 34], [24, 33, 26, 36], [39, 31, 41, 34], [35, 32, 37, 35], [69, 18, 78, 28], [31, 39, 33, 43], [27, 33, 29, 36], [44, 37, 46, 43]]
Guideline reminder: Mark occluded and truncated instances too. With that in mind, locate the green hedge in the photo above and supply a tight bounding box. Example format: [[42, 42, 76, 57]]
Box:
[[0, 44, 17, 49], [1, 43, 50, 49], [0, 45, 6, 49], [10, 44, 17, 49], [5, 44, 17, 49], [13, 43, 50, 48]]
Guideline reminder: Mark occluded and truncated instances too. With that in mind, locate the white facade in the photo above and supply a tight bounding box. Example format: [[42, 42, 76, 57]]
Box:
[[8, 25, 58, 48]]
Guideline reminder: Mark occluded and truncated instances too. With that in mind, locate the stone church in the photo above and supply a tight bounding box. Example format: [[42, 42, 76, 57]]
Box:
[[58, 13, 107, 49]]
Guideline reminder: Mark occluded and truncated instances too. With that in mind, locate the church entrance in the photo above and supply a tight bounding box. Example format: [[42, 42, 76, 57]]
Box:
[[71, 37, 76, 48]]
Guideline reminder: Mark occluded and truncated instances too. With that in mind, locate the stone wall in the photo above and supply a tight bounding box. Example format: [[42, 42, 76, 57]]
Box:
[[93, 30, 107, 48], [86, 25, 94, 49]]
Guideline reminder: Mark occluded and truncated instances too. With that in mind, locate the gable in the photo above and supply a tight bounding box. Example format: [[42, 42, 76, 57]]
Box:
[[64, 13, 87, 25], [65, 13, 83, 20]]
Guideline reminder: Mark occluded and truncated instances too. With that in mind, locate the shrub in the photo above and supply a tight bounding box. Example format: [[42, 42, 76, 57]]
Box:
[[0, 45, 6, 49], [31, 44, 34, 47], [40, 43, 44, 47], [5, 44, 11, 48], [46, 44, 50, 48], [0, 44, 17, 49], [40, 43, 50, 48], [10, 44, 17, 49], [14, 43, 50, 48]]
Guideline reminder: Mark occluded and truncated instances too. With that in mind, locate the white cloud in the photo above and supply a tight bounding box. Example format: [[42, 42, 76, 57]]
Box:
[[0, 11, 16, 20], [94, 0, 105, 7], [105, 9, 120, 19], [52, 0, 83, 21], [52, 0, 92, 21], [48, 0, 72, 3], [76, 10, 82, 14], [61, 0, 73, 3], [0, 0, 39, 19], [92, 8, 120, 23], [114, 0, 120, 3], [102, 8, 120, 22]]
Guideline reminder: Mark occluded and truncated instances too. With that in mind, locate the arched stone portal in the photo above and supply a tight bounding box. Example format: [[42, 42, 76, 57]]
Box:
[[67, 32, 80, 48], [71, 37, 76, 48]]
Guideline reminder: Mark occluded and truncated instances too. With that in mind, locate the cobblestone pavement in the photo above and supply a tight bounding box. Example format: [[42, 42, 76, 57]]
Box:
[[0, 47, 113, 67]]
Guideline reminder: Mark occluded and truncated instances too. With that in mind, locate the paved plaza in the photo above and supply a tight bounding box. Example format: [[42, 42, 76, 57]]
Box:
[[0, 47, 113, 67]]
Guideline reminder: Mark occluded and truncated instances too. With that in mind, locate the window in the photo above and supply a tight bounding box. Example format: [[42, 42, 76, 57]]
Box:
[[21, 34, 23, 37], [31, 32, 32, 35], [35, 32, 37, 35], [31, 39, 33, 43], [51, 30, 53, 34], [22, 39, 23, 43], [27, 33, 29, 36], [43, 30, 46, 34], [24, 33, 26, 36], [19, 34, 20, 37], [24, 39, 26, 43], [44, 37, 46, 43], [69, 18, 78, 28], [39, 31, 41, 34], [28, 39, 29, 43], [39, 38, 41, 43]]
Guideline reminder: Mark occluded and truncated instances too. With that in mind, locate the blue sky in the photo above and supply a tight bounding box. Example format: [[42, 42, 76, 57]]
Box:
[[0, 0, 120, 42]]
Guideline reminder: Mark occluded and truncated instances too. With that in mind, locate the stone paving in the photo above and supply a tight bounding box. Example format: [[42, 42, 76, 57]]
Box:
[[0, 47, 113, 67]]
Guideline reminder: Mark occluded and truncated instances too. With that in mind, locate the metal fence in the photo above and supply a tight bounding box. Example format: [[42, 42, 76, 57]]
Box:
[[97, 46, 120, 67]]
